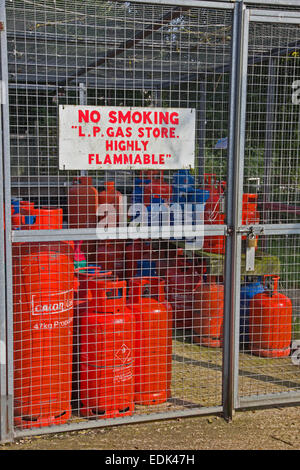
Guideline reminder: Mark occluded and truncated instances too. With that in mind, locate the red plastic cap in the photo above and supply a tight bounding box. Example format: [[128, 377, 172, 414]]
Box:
[[105, 181, 115, 190]]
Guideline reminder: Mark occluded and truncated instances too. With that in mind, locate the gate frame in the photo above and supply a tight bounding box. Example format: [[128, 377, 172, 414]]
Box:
[[233, 7, 300, 411], [0, 0, 13, 443], [1, 0, 300, 442]]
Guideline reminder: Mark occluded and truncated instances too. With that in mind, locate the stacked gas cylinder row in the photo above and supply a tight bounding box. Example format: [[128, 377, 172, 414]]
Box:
[[11, 170, 292, 430], [11, 188, 172, 429], [66, 172, 293, 361]]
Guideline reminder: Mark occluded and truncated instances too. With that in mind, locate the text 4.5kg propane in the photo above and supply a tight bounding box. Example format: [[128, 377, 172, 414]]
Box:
[[80, 280, 135, 418], [13, 242, 77, 429]]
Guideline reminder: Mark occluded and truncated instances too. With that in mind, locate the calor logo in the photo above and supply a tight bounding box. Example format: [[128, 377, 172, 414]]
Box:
[[31, 290, 74, 316]]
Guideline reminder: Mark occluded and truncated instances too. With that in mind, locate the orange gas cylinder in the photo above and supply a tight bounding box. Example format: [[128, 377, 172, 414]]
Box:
[[20, 206, 63, 230], [35, 207, 63, 230], [128, 277, 172, 405], [96, 240, 125, 279], [13, 242, 76, 429], [157, 247, 193, 278], [144, 173, 172, 207], [165, 260, 201, 329], [20, 201, 35, 214], [72, 267, 113, 410], [193, 276, 224, 347], [75, 266, 114, 304], [125, 240, 152, 279], [249, 275, 292, 358], [242, 194, 260, 246], [79, 280, 135, 419], [203, 175, 226, 254], [98, 181, 123, 225], [242, 194, 260, 226], [11, 212, 23, 230], [11, 200, 34, 230], [68, 176, 98, 229], [68, 176, 99, 264], [139, 170, 160, 180]]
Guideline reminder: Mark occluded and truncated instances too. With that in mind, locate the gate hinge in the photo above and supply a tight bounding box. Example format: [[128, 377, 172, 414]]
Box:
[[0, 22, 5, 32]]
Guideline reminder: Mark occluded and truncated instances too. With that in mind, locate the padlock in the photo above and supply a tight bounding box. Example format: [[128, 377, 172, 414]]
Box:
[[247, 234, 257, 249]]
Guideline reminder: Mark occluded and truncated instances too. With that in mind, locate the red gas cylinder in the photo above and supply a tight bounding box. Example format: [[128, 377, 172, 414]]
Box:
[[144, 173, 172, 207], [242, 194, 260, 226], [242, 194, 260, 246], [72, 267, 113, 410], [98, 181, 123, 225], [11, 212, 23, 230], [96, 240, 125, 279], [20, 201, 35, 214], [11, 200, 35, 230], [249, 275, 292, 358], [139, 170, 160, 180], [125, 240, 152, 279], [203, 174, 226, 254], [75, 266, 114, 304], [165, 259, 201, 329], [68, 176, 98, 228], [79, 280, 135, 419], [21, 206, 63, 230], [13, 241, 76, 429], [68, 176, 99, 263], [128, 277, 172, 404], [193, 276, 224, 348], [157, 247, 199, 278]]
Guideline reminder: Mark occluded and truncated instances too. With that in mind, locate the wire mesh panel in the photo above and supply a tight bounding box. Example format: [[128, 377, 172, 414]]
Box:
[[4, 0, 233, 437], [238, 235, 300, 402], [237, 14, 300, 406], [244, 19, 300, 226]]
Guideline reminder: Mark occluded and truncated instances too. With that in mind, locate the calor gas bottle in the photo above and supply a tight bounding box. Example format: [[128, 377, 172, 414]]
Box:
[[72, 267, 113, 410], [79, 279, 135, 418], [193, 275, 224, 348], [240, 277, 264, 349], [68, 176, 99, 264], [13, 241, 77, 429], [128, 277, 172, 404], [165, 252, 202, 329], [249, 275, 292, 358]]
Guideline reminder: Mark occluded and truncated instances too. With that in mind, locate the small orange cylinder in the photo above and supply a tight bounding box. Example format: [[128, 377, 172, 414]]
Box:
[[249, 276, 292, 358], [128, 277, 172, 404], [193, 276, 224, 347]]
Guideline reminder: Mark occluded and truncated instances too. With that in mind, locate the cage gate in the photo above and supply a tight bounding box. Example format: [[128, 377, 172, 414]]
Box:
[[234, 7, 300, 411], [0, 0, 300, 442]]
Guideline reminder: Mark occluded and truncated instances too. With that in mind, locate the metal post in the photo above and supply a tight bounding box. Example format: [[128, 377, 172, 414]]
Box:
[[263, 58, 277, 239], [79, 83, 88, 177], [197, 80, 206, 186], [0, 0, 13, 443], [222, 1, 249, 421], [0, 44, 7, 444]]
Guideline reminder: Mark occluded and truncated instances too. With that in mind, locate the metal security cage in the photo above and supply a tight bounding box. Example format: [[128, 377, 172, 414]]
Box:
[[0, 0, 300, 442]]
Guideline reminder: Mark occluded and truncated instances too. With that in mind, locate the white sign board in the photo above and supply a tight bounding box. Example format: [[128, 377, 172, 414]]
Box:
[[59, 106, 195, 170]]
